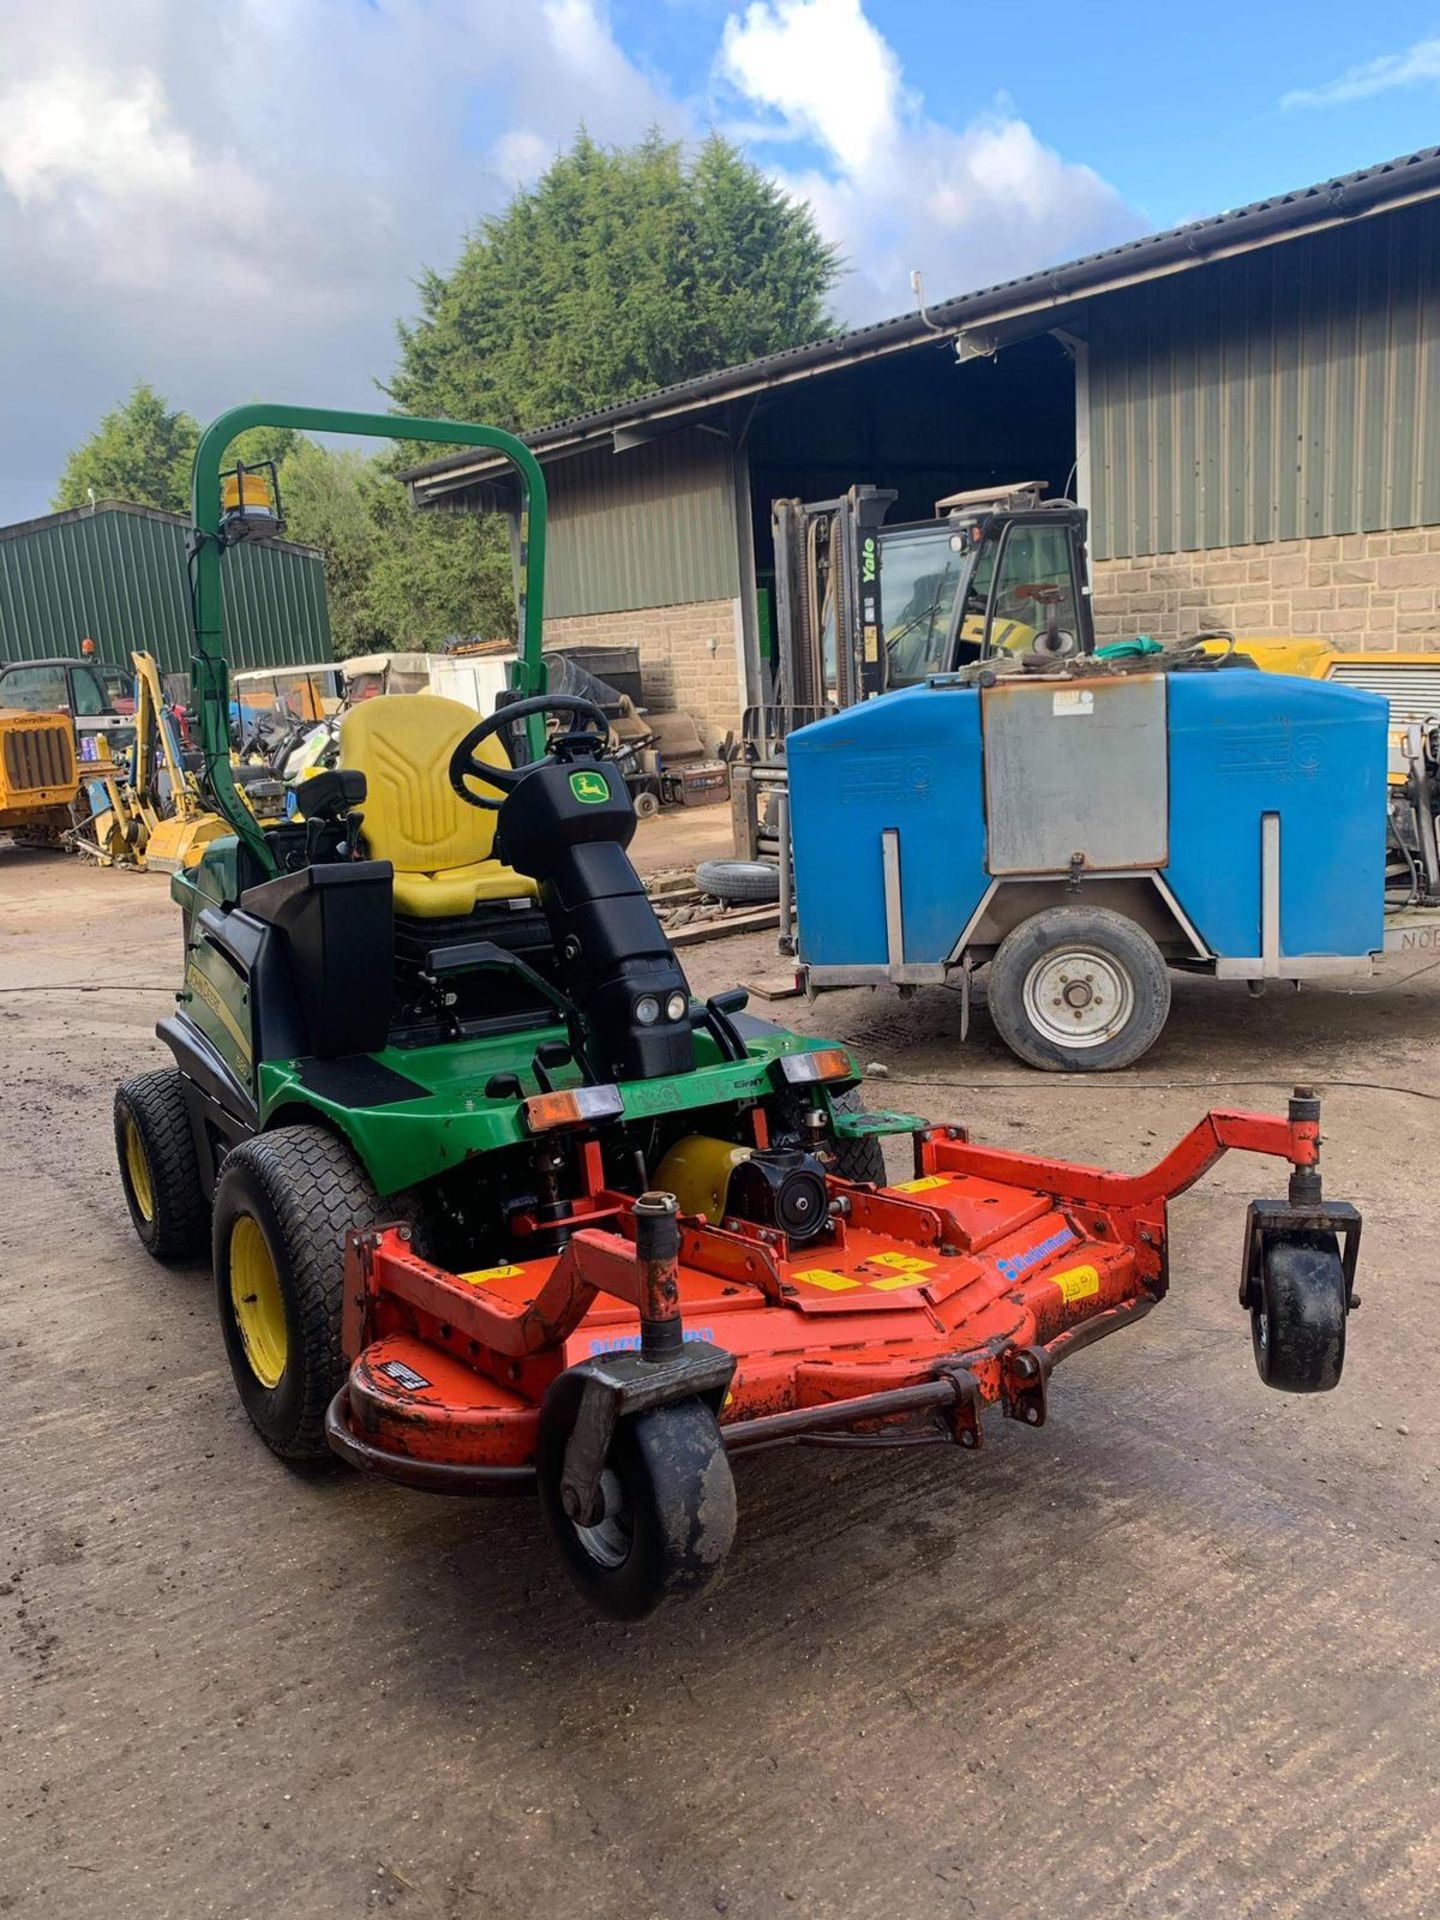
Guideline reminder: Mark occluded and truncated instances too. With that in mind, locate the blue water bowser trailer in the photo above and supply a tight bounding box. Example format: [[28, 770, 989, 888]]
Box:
[[785, 662, 1429, 1070]]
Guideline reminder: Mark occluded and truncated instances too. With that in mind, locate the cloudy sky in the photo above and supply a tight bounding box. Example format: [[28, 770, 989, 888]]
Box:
[[4, 0, 1440, 523]]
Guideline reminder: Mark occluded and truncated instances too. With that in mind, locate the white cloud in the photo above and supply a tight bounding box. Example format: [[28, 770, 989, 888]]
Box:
[[0, 0, 1140, 520], [716, 0, 1142, 320], [0, 0, 683, 519], [1283, 36, 1440, 109]]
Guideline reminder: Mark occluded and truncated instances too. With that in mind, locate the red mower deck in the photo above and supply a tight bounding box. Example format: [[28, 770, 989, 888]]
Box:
[[328, 1100, 1360, 1493]]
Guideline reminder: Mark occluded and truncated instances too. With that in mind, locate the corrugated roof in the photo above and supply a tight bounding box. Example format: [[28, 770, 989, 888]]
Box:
[[407, 144, 1440, 497]]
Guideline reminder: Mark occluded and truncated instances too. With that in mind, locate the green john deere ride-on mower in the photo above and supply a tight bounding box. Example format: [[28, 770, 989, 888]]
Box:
[[115, 406, 1360, 1621]]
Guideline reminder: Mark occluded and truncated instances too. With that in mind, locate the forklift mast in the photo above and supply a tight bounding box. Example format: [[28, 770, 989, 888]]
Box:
[[762, 482, 1093, 752]]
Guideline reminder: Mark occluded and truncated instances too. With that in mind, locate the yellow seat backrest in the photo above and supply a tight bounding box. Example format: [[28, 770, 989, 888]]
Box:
[[339, 695, 507, 875]]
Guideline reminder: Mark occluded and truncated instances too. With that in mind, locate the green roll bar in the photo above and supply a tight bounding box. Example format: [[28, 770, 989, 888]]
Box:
[[189, 405, 548, 877]]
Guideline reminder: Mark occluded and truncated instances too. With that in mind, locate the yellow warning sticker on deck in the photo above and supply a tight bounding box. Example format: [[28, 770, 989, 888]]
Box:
[[793, 1268, 863, 1292], [868, 1251, 935, 1274], [1050, 1263, 1100, 1303], [894, 1175, 950, 1193], [462, 1263, 525, 1286]]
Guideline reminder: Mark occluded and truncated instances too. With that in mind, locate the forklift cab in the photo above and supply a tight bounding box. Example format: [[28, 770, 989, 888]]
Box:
[[879, 489, 1093, 690]]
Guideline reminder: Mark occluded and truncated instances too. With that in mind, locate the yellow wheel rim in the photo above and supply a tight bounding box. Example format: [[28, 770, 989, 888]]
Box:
[[123, 1115, 155, 1224], [229, 1214, 288, 1389]]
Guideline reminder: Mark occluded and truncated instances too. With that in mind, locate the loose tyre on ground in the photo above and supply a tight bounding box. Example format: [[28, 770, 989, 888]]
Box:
[[695, 859, 780, 906], [537, 1371, 737, 1620], [986, 904, 1171, 1072], [212, 1124, 397, 1461], [1250, 1230, 1348, 1393], [114, 1069, 209, 1261]]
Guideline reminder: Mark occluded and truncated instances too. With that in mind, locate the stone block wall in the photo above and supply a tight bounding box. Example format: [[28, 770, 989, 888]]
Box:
[[1091, 531, 1440, 651], [545, 597, 743, 742]]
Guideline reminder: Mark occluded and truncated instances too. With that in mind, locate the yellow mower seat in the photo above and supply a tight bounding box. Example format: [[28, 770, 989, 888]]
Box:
[[339, 695, 536, 918]]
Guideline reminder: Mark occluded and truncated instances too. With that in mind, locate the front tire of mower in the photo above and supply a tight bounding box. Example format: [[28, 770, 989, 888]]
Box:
[[537, 1373, 738, 1621], [829, 1086, 888, 1185], [115, 1070, 209, 1261], [212, 1125, 390, 1462], [1251, 1230, 1348, 1393]]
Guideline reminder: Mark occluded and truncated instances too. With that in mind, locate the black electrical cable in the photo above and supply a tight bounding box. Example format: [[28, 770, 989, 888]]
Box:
[[872, 1072, 1440, 1104]]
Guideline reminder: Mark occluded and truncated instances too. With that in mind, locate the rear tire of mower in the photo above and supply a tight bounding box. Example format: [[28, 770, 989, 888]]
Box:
[[212, 1125, 393, 1462], [987, 906, 1170, 1073], [537, 1372, 737, 1621], [115, 1070, 209, 1262], [1251, 1230, 1347, 1393]]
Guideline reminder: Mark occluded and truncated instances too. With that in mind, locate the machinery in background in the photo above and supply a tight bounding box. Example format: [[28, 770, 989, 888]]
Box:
[[72, 652, 230, 872], [0, 704, 79, 848], [1202, 636, 1440, 784], [0, 651, 134, 762], [759, 482, 1091, 756], [736, 483, 1092, 864]]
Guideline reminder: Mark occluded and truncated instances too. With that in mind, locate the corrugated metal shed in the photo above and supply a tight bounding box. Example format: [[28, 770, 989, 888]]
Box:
[[0, 502, 332, 674], [541, 428, 739, 617], [1090, 202, 1440, 559]]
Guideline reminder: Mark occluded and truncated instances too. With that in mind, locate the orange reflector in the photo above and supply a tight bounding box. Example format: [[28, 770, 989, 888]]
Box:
[[777, 1046, 854, 1086], [519, 1084, 624, 1133]]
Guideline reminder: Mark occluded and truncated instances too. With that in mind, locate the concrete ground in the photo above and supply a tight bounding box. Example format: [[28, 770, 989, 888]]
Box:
[[3, 835, 1438, 1920]]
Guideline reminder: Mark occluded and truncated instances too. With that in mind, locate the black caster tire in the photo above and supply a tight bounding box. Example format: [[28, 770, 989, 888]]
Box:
[[212, 1125, 394, 1461], [1251, 1229, 1347, 1393], [537, 1373, 737, 1621], [988, 905, 1170, 1072], [115, 1069, 209, 1261]]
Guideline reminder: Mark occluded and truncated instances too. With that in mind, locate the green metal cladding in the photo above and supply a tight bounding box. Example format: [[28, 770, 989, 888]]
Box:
[[0, 501, 332, 674], [540, 427, 741, 618], [1090, 202, 1440, 559]]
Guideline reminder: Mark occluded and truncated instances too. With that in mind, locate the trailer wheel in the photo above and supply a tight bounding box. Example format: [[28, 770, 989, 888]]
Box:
[[537, 1372, 737, 1620], [212, 1125, 393, 1461], [1251, 1230, 1347, 1393], [987, 906, 1170, 1072], [114, 1070, 209, 1261]]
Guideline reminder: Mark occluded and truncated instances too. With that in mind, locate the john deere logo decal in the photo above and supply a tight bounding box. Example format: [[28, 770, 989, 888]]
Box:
[[569, 770, 609, 804]]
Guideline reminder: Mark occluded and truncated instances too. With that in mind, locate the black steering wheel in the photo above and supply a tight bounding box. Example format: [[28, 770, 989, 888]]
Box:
[[448, 692, 611, 812]]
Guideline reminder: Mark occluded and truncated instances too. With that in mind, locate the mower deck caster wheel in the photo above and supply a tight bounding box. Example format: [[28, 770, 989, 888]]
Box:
[[1251, 1229, 1347, 1393], [537, 1374, 737, 1620]]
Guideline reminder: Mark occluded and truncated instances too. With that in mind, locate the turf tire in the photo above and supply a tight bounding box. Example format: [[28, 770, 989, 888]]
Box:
[[114, 1069, 209, 1261], [829, 1085, 888, 1185], [212, 1125, 393, 1461]]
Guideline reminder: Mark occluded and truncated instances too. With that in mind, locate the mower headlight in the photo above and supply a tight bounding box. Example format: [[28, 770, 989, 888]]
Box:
[[634, 995, 661, 1026], [666, 992, 689, 1022], [775, 1046, 853, 1086], [521, 1085, 625, 1133]]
